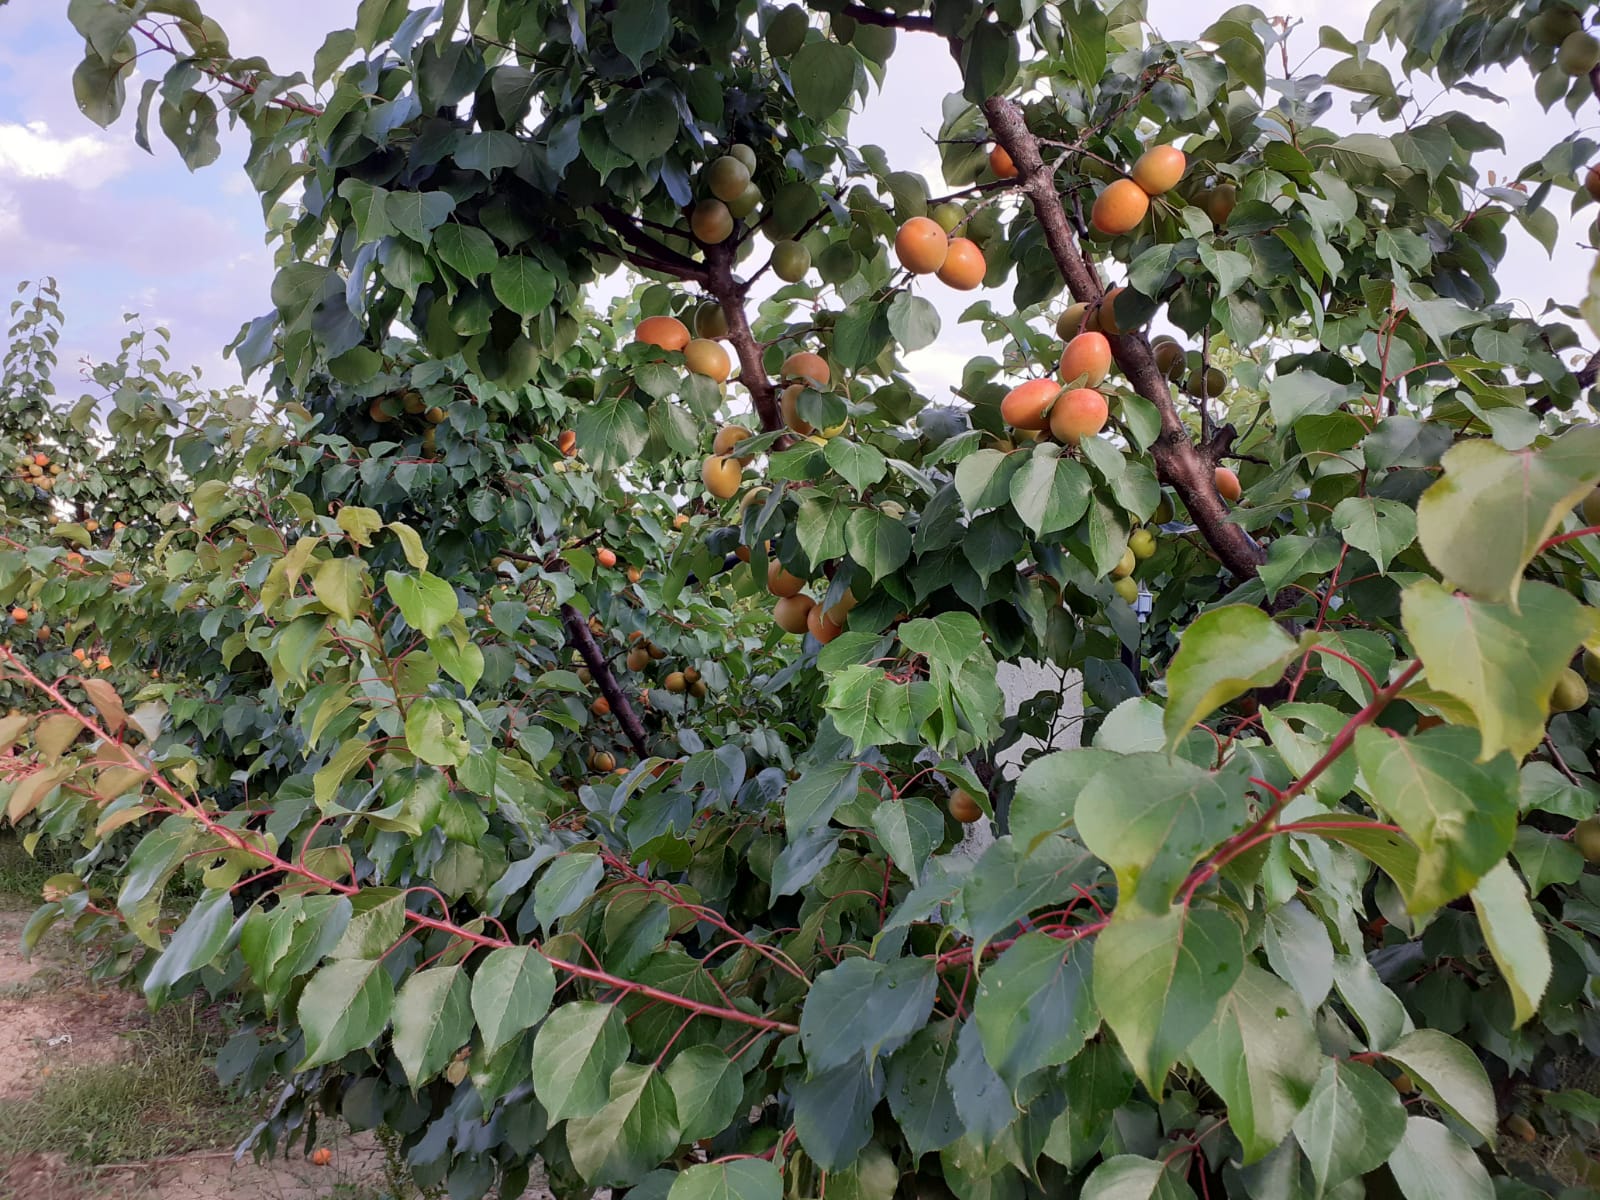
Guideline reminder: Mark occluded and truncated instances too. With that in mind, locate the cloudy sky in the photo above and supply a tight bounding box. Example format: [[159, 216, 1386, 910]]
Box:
[[1, 0, 1595, 404]]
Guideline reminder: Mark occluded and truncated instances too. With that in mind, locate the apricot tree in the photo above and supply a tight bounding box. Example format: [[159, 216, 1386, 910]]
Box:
[[6, 0, 1600, 1196]]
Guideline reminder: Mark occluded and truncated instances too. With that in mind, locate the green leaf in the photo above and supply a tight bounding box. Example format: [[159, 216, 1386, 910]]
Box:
[[664, 1045, 745, 1144], [796, 493, 851, 565], [534, 851, 605, 930], [870, 797, 945, 884], [668, 1160, 781, 1200], [1331, 496, 1415, 573], [392, 964, 473, 1087], [887, 292, 940, 351], [1415, 425, 1600, 606], [800, 956, 937, 1073], [566, 1062, 681, 1186], [531, 1001, 630, 1121], [431, 634, 484, 694], [785, 760, 862, 838], [385, 569, 459, 638], [575, 393, 650, 473], [1386, 1117, 1494, 1200], [143, 889, 236, 1006], [1075, 754, 1248, 914], [1512, 825, 1583, 895], [1292, 1059, 1407, 1193], [434, 223, 499, 279], [973, 934, 1095, 1090], [959, 834, 1097, 951], [846, 508, 912, 582], [1092, 905, 1244, 1096], [603, 85, 680, 164], [825, 440, 888, 493], [1400, 579, 1597, 761], [404, 697, 470, 767], [1352, 724, 1517, 912], [470, 946, 555, 1056], [1008, 748, 1117, 850], [1468, 858, 1550, 1027], [491, 254, 556, 317], [1187, 965, 1320, 1164], [1383, 1029, 1497, 1141], [1008, 448, 1092, 536], [296, 958, 395, 1070], [312, 556, 367, 622], [384, 190, 456, 245], [1162, 606, 1299, 749], [1079, 1155, 1197, 1200], [612, 0, 670, 69], [885, 1018, 965, 1156], [335, 506, 383, 546], [791, 41, 858, 121], [387, 521, 429, 569]]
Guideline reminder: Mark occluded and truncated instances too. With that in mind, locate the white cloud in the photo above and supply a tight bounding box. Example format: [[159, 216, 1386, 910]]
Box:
[[0, 121, 132, 188]]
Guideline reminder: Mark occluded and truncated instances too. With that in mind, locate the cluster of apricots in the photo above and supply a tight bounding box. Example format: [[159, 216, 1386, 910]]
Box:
[[635, 313, 733, 384], [1090, 144, 1189, 235], [893, 213, 988, 291], [577, 622, 709, 731], [368, 389, 449, 455], [13, 449, 62, 491], [766, 556, 853, 644]]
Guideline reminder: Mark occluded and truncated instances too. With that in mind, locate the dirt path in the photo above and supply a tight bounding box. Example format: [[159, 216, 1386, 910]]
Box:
[[0, 899, 387, 1200]]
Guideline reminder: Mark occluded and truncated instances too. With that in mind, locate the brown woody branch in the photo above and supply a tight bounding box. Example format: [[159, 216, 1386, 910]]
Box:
[[561, 603, 650, 757], [979, 97, 1266, 579], [703, 240, 785, 435], [134, 22, 322, 116], [596, 205, 709, 283]]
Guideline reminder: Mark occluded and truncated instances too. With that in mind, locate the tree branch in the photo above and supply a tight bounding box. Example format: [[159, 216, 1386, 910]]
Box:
[[561, 603, 650, 757], [596, 204, 709, 283], [703, 241, 785, 435], [837, 4, 937, 32], [134, 22, 323, 116], [978, 96, 1267, 579]]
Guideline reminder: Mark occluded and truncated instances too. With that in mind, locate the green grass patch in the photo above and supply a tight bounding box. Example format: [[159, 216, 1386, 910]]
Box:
[[0, 830, 65, 903], [0, 999, 257, 1165]]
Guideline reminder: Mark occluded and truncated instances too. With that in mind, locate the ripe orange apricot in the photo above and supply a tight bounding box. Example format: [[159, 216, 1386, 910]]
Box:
[[768, 559, 806, 598], [691, 199, 734, 244], [558, 429, 577, 456], [781, 351, 830, 387], [1059, 332, 1112, 387], [1094, 286, 1133, 335], [937, 237, 986, 290], [95, 654, 111, 671], [591, 696, 611, 716], [636, 315, 690, 351], [806, 603, 844, 644], [989, 145, 1018, 179], [1214, 466, 1242, 502], [774, 594, 815, 634], [894, 217, 949, 274], [1131, 145, 1187, 196], [1000, 378, 1062, 431], [1091, 178, 1151, 236], [9, 607, 27, 623], [702, 455, 742, 499], [311, 1148, 333, 1167], [713, 424, 753, 461], [83, 519, 99, 533], [1049, 388, 1109, 445], [684, 338, 731, 382], [32, 453, 48, 466], [596, 547, 618, 568], [781, 384, 813, 435], [948, 790, 982, 822]]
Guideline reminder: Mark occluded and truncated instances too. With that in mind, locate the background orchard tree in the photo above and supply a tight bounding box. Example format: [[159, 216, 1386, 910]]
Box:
[[5, 0, 1600, 1196]]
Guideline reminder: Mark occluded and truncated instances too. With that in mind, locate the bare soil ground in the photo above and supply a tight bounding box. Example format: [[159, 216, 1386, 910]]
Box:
[[0, 895, 388, 1200]]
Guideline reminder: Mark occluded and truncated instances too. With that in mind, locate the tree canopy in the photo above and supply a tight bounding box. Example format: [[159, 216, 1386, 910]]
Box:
[[5, 0, 1600, 1196]]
